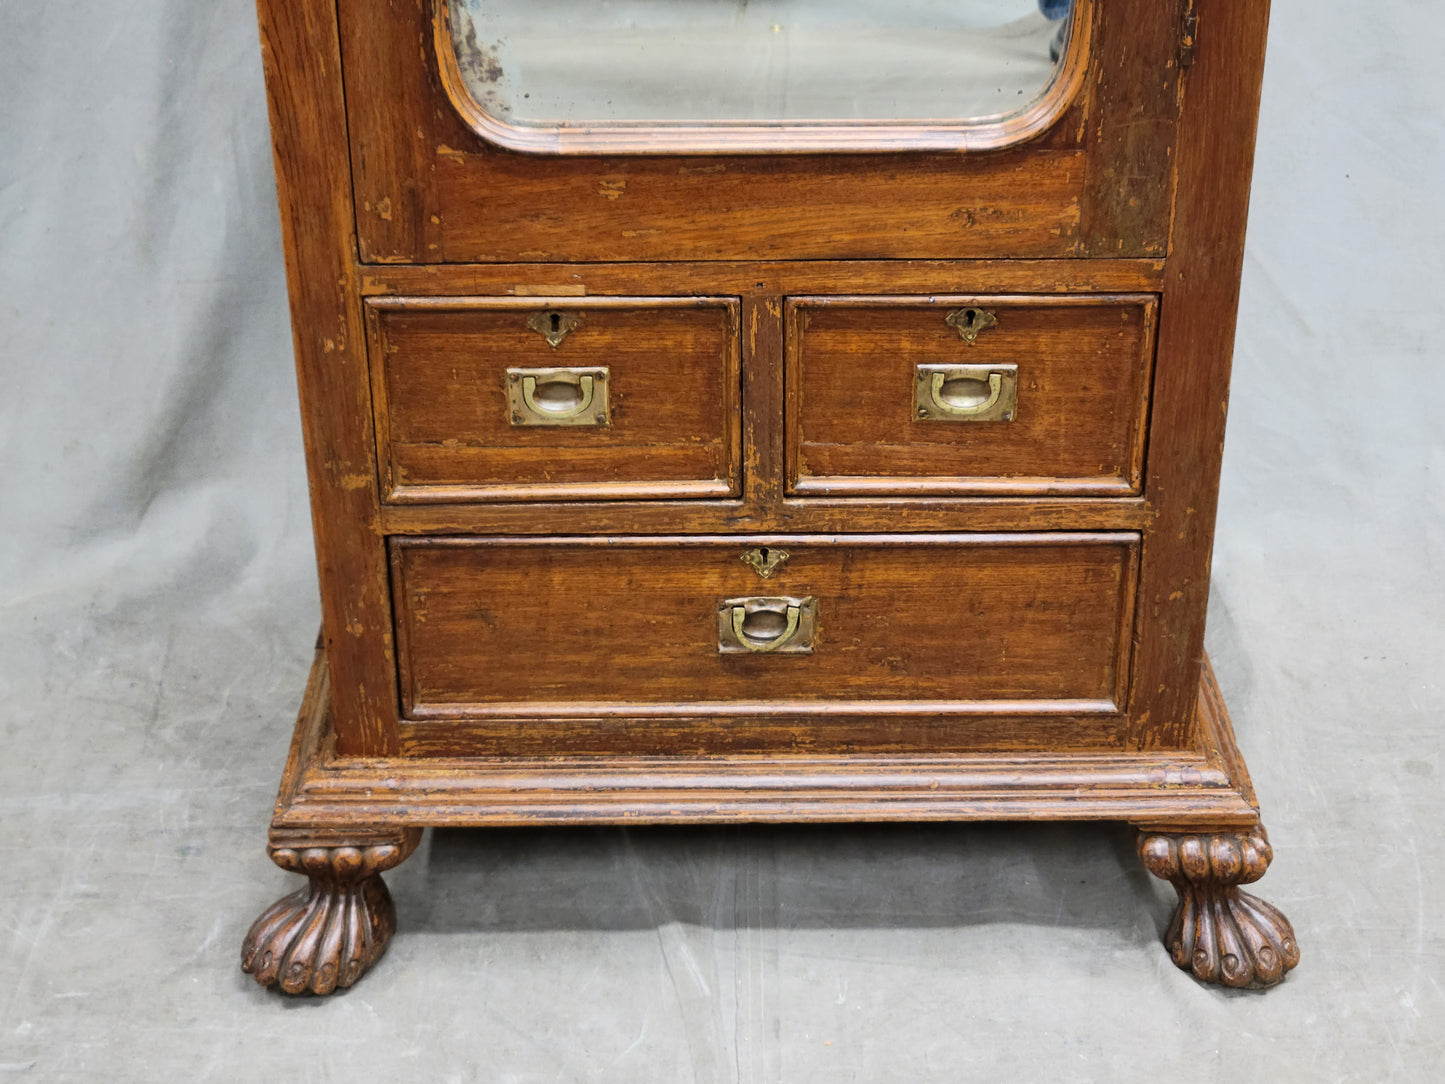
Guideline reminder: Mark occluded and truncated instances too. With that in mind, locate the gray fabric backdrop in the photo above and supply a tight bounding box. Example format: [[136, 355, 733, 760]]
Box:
[[1, 1, 1441, 1079]]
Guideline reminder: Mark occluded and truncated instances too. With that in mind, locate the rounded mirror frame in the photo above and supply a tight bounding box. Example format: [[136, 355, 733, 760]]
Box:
[[433, 0, 1095, 155]]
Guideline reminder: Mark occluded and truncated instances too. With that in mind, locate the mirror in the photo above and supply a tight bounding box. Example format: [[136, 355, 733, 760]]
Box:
[[443, 0, 1081, 149]]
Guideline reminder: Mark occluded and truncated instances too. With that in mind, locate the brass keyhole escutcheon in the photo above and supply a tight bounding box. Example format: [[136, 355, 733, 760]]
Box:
[[741, 547, 791, 579], [945, 307, 998, 345], [527, 310, 582, 348]]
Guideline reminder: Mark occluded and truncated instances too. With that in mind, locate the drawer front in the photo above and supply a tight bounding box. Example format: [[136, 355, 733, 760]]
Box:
[[787, 295, 1157, 496], [368, 297, 741, 502], [392, 534, 1138, 721]]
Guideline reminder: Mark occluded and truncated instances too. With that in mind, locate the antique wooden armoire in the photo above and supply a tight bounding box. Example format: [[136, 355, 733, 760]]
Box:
[[242, 0, 1298, 994]]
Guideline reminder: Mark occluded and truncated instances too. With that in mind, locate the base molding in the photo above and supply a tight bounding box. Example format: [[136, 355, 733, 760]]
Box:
[[244, 645, 1296, 993], [263, 647, 1261, 829]]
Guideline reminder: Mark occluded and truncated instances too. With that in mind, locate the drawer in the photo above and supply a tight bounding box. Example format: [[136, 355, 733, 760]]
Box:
[[392, 534, 1139, 722], [367, 297, 741, 502], [786, 295, 1157, 496]]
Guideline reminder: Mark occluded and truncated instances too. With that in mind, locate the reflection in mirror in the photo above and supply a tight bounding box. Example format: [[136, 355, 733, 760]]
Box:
[[448, 0, 1076, 128]]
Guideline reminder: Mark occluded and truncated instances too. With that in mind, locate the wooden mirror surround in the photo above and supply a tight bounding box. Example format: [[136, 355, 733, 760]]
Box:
[[435, 0, 1093, 154], [243, 0, 1298, 995]]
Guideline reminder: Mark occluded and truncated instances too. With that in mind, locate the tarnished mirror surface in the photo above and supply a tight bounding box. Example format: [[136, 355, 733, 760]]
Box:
[[447, 0, 1077, 129]]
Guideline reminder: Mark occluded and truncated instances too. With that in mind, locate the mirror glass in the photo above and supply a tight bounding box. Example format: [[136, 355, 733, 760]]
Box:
[[447, 0, 1076, 128]]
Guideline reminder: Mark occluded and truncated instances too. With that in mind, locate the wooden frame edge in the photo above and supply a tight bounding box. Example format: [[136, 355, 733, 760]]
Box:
[[255, 0, 401, 755], [1123, 0, 1273, 750], [359, 261, 1171, 298]]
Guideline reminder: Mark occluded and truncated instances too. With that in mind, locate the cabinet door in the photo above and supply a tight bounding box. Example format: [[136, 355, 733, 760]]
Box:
[[338, 0, 1188, 263]]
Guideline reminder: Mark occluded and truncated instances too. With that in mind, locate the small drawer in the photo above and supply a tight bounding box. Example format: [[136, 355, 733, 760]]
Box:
[[787, 295, 1157, 496], [367, 297, 741, 502], [391, 534, 1139, 721]]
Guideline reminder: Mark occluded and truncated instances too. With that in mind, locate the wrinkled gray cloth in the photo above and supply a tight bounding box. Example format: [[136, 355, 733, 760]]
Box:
[[2, 1, 1443, 1080]]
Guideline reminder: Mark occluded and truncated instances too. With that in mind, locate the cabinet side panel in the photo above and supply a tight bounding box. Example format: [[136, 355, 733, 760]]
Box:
[[255, 0, 401, 754], [1079, 0, 1186, 257], [1127, 0, 1271, 749]]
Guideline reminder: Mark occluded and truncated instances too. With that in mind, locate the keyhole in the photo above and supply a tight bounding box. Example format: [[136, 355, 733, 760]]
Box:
[[549, 312, 562, 333], [963, 309, 979, 327], [758, 547, 770, 563]]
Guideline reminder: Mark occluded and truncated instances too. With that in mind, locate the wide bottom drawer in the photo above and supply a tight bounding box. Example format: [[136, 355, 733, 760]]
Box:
[[391, 534, 1139, 738]]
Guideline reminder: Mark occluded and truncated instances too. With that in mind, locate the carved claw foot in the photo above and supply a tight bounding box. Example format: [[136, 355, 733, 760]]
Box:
[[1138, 825, 1299, 989], [242, 830, 421, 995]]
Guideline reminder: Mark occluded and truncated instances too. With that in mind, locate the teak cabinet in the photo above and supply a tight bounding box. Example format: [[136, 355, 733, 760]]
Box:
[[243, 0, 1299, 994]]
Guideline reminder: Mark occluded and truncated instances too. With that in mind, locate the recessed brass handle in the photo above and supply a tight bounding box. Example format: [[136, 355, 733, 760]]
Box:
[[717, 596, 817, 655], [524, 373, 593, 418], [733, 604, 799, 650], [914, 363, 1018, 423], [506, 366, 610, 426]]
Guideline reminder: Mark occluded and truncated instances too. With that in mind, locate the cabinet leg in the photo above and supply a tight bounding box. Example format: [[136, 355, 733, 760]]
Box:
[[241, 829, 421, 995], [1137, 824, 1299, 989]]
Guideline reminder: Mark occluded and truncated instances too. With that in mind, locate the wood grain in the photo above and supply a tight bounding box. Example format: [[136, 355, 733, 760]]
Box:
[[266, 643, 1261, 828], [1126, 0, 1273, 749], [255, 0, 399, 755], [788, 295, 1157, 496], [391, 533, 1139, 718], [1079, 0, 1187, 257], [375, 497, 1151, 538], [367, 296, 741, 502], [338, 0, 1188, 263], [359, 260, 1168, 299]]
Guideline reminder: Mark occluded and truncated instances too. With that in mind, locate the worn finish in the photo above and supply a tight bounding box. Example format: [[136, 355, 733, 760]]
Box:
[[1126, 0, 1274, 750], [339, 0, 1183, 263], [240, 831, 421, 995], [1138, 826, 1301, 988], [248, 0, 1293, 993], [391, 533, 1138, 717], [360, 260, 1169, 298], [787, 295, 1157, 496], [254, 0, 399, 756], [367, 296, 741, 502], [271, 644, 1259, 826]]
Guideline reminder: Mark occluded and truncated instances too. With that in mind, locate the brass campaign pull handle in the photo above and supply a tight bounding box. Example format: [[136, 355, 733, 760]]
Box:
[[731, 603, 801, 653], [914, 364, 1018, 423], [522, 373, 594, 419], [506, 366, 610, 426], [717, 596, 817, 655], [929, 370, 1003, 417]]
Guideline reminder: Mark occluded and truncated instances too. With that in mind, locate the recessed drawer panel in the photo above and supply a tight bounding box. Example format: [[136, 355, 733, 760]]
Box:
[[367, 297, 741, 502], [787, 295, 1157, 496], [392, 534, 1139, 722]]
